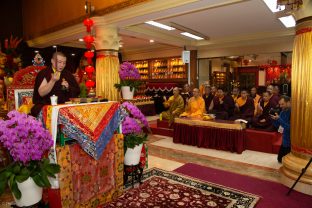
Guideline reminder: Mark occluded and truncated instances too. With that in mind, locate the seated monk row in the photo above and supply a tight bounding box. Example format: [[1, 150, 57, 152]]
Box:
[[160, 84, 284, 132], [160, 88, 205, 125]]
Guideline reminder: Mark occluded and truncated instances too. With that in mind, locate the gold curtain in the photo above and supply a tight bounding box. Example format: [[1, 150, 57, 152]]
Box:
[[96, 55, 120, 101], [291, 25, 312, 156]]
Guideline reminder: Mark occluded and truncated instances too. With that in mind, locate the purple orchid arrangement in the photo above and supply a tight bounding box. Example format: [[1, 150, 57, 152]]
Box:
[[0, 111, 60, 200], [119, 62, 140, 80], [114, 62, 142, 90], [121, 102, 149, 150], [0, 111, 52, 164]]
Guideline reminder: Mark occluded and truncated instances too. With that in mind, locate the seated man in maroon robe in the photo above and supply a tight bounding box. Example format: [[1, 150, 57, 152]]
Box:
[[230, 89, 255, 123], [266, 85, 279, 108], [251, 91, 276, 131], [202, 85, 214, 113], [209, 88, 235, 120], [31, 52, 80, 117]]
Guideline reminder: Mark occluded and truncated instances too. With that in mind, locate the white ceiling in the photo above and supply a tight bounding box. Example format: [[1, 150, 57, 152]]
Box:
[[59, 0, 295, 53]]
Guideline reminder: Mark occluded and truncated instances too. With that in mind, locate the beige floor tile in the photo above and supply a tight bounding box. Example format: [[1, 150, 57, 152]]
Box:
[[148, 155, 184, 171], [151, 136, 282, 170]]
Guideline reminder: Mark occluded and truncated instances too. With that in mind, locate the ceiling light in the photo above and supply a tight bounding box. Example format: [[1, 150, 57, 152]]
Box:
[[149, 39, 155, 43], [145, 21, 175, 31], [78, 38, 84, 42], [262, 0, 285, 13], [34, 50, 39, 53], [279, 15, 296, 28], [71, 53, 75, 56], [52, 45, 57, 48], [180, 32, 204, 40]]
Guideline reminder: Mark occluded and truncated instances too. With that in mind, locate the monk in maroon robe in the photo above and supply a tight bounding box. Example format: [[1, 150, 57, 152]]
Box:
[[209, 88, 235, 120], [252, 91, 276, 131], [230, 89, 255, 123], [202, 86, 214, 113], [267, 85, 279, 108], [31, 52, 80, 117]]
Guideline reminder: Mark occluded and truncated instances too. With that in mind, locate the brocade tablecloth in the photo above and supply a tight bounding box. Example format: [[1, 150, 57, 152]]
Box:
[[173, 118, 246, 154]]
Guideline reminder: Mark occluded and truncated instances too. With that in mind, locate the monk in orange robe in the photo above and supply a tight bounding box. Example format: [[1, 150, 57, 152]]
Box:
[[250, 87, 261, 115], [180, 88, 205, 119]]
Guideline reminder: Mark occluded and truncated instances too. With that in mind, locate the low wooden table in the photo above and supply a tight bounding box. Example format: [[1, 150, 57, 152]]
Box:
[[173, 118, 246, 154]]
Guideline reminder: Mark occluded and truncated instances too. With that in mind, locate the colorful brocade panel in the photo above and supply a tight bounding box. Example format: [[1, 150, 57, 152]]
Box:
[[56, 134, 124, 207]]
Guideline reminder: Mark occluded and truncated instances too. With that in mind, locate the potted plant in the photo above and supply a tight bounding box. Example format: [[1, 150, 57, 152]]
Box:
[[121, 102, 149, 165], [114, 62, 142, 100], [0, 111, 60, 207]]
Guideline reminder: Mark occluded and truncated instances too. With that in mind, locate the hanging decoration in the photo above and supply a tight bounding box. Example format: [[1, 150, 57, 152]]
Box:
[[82, 1, 96, 96], [259, 64, 291, 85]]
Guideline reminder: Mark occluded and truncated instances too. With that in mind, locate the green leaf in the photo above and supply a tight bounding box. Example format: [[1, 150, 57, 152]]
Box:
[[0, 171, 12, 181], [12, 165, 21, 174], [45, 164, 61, 174], [38, 172, 51, 188], [32, 175, 45, 187], [20, 167, 30, 176], [0, 178, 7, 195], [16, 175, 30, 183], [9, 174, 15, 188], [11, 181, 21, 200]]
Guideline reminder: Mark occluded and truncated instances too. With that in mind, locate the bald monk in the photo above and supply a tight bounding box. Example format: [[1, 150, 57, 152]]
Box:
[[266, 85, 279, 108], [180, 88, 205, 119], [31, 52, 80, 117], [231, 87, 240, 103], [231, 89, 255, 122], [252, 91, 276, 131], [209, 88, 235, 120], [160, 87, 184, 125]]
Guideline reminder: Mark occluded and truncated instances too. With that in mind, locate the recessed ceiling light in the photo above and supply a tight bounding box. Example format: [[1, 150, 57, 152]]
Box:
[[71, 53, 75, 56], [180, 32, 204, 40], [145, 21, 175, 31], [262, 0, 285, 13], [78, 38, 84, 42], [52, 45, 57, 48], [149, 39, 155, 43], [34, 50, 39, 53], [279, 15, 296, 28]]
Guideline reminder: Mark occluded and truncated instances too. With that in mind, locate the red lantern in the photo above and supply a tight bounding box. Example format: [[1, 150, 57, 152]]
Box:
[[84, 51, 94, 65], [83, 35, 94, 49], [85, 65, 95, 73], [83, 18, 94, 33], [85, 79, 95, 88]]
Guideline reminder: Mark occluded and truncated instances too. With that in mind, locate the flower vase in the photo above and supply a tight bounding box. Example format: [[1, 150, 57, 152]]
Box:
[[124, 143, 143, 165], [12, 177, 43, 207], [121, 86, 134, 100]]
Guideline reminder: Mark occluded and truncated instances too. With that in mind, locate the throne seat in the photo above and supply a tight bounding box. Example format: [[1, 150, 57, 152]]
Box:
[[6, 65, 45, 111]]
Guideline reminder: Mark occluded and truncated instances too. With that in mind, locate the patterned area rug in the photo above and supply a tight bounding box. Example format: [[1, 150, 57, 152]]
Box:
[[102, 168, 260, 208]]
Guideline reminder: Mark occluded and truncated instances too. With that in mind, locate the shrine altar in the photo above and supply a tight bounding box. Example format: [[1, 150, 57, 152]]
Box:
[[173, 118, 246, 154], [40, 102, 124, 207]]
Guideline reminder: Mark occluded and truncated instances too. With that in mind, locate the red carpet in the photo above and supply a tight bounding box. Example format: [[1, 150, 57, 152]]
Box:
[[174, 163, 312, 208], [103, 168, 259, 207]]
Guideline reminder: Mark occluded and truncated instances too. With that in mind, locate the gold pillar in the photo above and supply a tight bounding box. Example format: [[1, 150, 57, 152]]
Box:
[[280, 2, 312, 195], [93, 17, 120, 101]]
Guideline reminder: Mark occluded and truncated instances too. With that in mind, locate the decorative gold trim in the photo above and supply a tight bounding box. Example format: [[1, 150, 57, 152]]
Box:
[[174, 118, 244, 130], [296, 27, 312, 35]]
